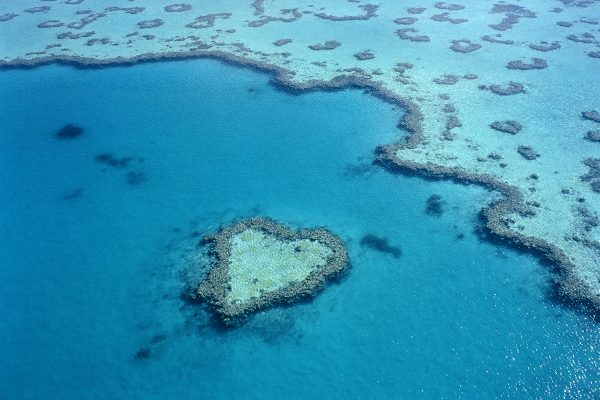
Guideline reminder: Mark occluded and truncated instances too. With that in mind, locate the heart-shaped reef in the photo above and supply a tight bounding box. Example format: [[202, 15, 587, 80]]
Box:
[[198, 217, 349, 325]]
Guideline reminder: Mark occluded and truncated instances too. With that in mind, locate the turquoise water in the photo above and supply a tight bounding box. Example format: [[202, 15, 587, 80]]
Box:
[[0, 59, 597, 399]]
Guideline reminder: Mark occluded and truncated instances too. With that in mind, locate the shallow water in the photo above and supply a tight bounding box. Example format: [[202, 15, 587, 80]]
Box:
[[0, 59, 597, 399]]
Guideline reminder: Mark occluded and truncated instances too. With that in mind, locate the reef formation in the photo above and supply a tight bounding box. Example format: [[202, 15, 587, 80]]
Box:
[[197, 218, 348, 324], [0, 0, 598, 320]]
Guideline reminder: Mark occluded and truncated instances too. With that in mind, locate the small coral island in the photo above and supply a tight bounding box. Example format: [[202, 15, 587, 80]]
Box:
[[198, 217, 348, 324]]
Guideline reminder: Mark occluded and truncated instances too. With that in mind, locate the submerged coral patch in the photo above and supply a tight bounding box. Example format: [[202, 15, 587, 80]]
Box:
[[517, 145, 540, 160], [273, 39, 292, 46], [314, 4, 378, 21], [425, 194, 445, 216], [360, 234, 402, 258], [396, 28, 430, 42], [57, 31, 95, 39], [38, 20, 64, 28], [134, 347, 151, 361], [556, 21, 573, 27], [435, 2, 465, 11], [489, 3, 536, 31], [127, 171, 147, 186], [529, 42, 561, 52], [0, 13, 19, 22], [24, 6, 51, 14], [308, 40, 341, 50], [580, 158, 600, 192], [432, 12, 467, 24], [450, 39, 482, 53], [567, 33, 595, 43], [490, 120, 522, 134], [407, 7, 426, 14], [186, 13, 231, 29], [482, 34, 514, 45], [506, 58, 548, 70], [434, 74, 460, 85], [354, 51, 375, 60], [585, 130, 600, 142], [393, 17, 418, 25], [55, 124, 83, 139], [95, 153, 134, 168], [61, 187, 83, 200], [488, 81, 525, 95], [582, 110, 600, 123], [197, 217, 348, 325], [137, 19, 164, 29], [164, 4, 192, 13]]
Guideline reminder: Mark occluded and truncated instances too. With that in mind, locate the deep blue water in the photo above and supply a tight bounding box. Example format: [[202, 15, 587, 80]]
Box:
[[0, 59, 597, 399]]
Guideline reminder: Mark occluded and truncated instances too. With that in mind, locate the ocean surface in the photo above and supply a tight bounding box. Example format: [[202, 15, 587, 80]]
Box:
[[0, 59, 597, 399]]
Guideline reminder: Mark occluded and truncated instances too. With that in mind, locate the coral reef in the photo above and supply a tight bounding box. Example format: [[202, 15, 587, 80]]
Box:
[[585, 130, 600, 142], [251, 0, 265, 15], [443, 104, 456, 113], [105, 7, 144, 15], [247, 9, 303, 27], [309, 40, 341, 50], [580, 158, 600, 193], [529, 42, 561, 52], [487, 81, 525, 96], [517, 145, 540, 160], [393, 17, 418, 25], [38, 20, 64, 28], [1, 0, 598, 322], [489, 3, 536, 31], [557, 21, 573, 27], [24, 6, 51, 14], [431, 12, 467, 24], [134, 347, 151, 360], [314, 4, 378, 21], [137, 19, 164, 29], [490, 120, 522, 134], [57, 31, 95, 39], [127, 171, 147, 186], [396, 28, 430, 42], [479, 81, 525, 96], [360, 234, 402, 258], [450, 39, 482, 53], [273, 39, 292, 46], [506, 58, 548, 70], [164, 4, 192, 13], [434, 74, 460, 85], [197, 217, 349, 325], [0, 13, 19, 22], [55, 124, 83, 139], [62, 187, 83, 200], [407, 7, 426, 14], [186, 13, 231, 29], [482, 34, 514, 45], [95, 153, 134, 168], [354, 51, 375, 60], [434, 2, 465, 11], [425, 194, 445, 216], [582, 110, 600, 123], [67, 13, 105, 30]]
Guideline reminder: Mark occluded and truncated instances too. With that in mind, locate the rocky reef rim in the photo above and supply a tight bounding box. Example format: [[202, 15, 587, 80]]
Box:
[[3, 50, 597, 321], [197, 217, 349, 326]]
